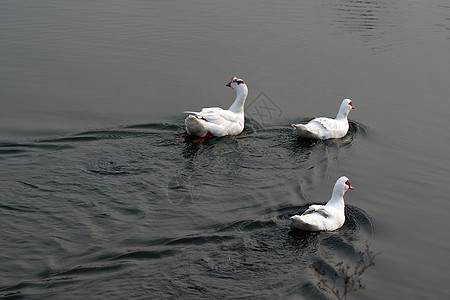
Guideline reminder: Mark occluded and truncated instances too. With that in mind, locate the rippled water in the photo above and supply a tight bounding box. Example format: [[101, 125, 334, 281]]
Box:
[[1, 0, 449, 299]]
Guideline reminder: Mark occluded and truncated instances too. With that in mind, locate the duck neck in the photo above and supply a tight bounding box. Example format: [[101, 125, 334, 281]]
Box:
[[327, 186, 346, 211], [336, 105, 350, 120], [228, 86, 248, 114], [336, 110, 349, 120]]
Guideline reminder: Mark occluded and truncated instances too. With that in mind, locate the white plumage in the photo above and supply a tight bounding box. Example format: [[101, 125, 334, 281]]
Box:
[[184, 76, 248, 138], [292, 99, 355, 140], [290, 176, 354, 231]]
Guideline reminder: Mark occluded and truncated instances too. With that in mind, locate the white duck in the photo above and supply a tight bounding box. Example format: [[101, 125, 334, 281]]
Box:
[[290, 176, 354, 231], [292, 99, 355, 140], [184, 76, 248, 139]]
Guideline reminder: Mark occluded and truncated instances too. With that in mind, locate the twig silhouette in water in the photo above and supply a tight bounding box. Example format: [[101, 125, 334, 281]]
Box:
[[313, 244, 378, 300]]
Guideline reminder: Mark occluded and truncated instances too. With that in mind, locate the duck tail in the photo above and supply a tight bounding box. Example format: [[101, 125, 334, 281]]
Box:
[[290, 215, 320, 231], [292, 124, 315, 138], [290, 215, 309, 230], [185, 115, 207, 137]]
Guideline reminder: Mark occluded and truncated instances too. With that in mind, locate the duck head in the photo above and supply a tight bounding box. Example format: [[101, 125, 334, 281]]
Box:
[[336, 176, 354, 192], [337, 98, 355, 119], [226, 76, 247, 92]]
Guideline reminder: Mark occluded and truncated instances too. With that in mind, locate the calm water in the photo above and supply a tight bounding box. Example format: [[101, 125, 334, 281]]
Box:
[[1, 0, 449, 299]]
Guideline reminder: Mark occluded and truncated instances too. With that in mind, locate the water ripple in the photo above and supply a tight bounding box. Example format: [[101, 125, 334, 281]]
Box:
[[108, 249, 179, 261], [166, 235, 235, 246]]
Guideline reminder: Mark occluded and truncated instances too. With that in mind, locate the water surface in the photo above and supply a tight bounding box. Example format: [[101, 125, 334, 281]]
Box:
[[1, 0, 449, 299]]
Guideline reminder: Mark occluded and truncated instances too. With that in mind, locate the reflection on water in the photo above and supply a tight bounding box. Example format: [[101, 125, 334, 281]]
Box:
[[312, 243, 377, 299], [332, 0, 404, 54], [334, 0, 388, 32]]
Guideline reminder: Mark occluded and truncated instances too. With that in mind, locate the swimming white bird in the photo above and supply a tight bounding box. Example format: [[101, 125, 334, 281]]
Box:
[[291, 99, 355, 140], [184, 76, 248, 139], [290, 176, 354, 231]]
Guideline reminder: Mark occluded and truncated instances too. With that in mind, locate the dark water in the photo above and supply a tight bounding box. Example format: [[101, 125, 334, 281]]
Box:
[[1, 1, 449, 299]]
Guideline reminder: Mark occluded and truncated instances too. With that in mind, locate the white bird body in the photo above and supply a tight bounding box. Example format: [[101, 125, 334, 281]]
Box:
[[184, 77, 248, 138], [290, 176, 354, 231], [292, 99, 355, 140]]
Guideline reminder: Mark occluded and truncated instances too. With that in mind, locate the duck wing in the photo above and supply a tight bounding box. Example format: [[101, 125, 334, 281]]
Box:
[[184, 107, 240, 124], [302, 204, 331, 218], [309, 117, 340, 132]]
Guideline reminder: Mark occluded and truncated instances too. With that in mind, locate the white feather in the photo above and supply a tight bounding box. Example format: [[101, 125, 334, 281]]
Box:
[[292, 99, 355, 140], [184, 77, 248, 138], [290, 176, 353, 231]]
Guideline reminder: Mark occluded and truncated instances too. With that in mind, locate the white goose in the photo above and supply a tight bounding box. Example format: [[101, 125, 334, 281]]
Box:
[[184, 76, 248, 139], [290, 176, 354, 231], [292, 99, 355, 140]]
